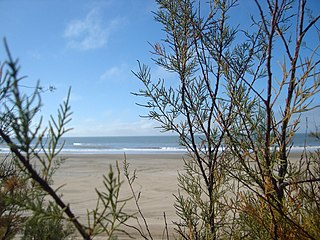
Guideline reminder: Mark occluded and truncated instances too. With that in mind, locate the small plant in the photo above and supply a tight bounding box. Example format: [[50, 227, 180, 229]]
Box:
[[86, 163, 132, 239], [22, 203, 74, 240], [0, 41, 133, 239]]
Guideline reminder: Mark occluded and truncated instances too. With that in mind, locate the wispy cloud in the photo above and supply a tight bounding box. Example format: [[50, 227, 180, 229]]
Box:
[[100, 66, 121, 80], [100, 64, 128, 81], [64, 8, 124, 51]]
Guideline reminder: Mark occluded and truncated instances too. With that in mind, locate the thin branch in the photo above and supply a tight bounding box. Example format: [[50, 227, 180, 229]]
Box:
[[0, 129, 90, 239], [279, 177, 320, 189]]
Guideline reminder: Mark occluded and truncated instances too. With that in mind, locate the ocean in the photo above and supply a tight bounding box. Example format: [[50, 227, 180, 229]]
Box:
[[0, 134, 319, 154], [60, 136, 185, 154]]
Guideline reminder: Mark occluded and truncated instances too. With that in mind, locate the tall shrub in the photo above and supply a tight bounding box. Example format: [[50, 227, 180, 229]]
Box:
[[134, 0, 320, 239]]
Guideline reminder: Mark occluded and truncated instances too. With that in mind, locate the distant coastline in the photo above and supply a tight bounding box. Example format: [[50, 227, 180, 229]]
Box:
[[0, 134, 318, 155]]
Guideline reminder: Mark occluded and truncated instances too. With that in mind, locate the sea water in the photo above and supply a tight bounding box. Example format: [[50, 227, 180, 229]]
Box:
[[61, 136, 185, 154], [0, 134, 319, 154]]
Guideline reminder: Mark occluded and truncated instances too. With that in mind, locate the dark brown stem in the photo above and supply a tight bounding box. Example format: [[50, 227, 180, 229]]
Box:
[[280, 177, 320, 189], [0, 129, 91, 240]]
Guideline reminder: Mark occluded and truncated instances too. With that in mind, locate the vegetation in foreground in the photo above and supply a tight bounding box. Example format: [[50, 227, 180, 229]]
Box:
[[1, 0, 319, 239]]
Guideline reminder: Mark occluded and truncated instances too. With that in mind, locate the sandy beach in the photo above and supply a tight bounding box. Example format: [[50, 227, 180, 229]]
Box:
[[50, 152, 306, 239], [0, 151, 306, 239], [52, 153, 187, 239]]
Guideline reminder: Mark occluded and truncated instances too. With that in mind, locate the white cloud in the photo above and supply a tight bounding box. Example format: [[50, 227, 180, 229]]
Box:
[[64, 8, 124, 51], [100, 66, 121, 81], [100, 64, 129, 81]]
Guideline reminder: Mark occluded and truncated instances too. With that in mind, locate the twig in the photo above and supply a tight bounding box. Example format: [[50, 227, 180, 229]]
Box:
[[0, 129, 91, 240], [123, 155, 153, 240], [279, 178, 320, 189], [162, 212, 170, 240]]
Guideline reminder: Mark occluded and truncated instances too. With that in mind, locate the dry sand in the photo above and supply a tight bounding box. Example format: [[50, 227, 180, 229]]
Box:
[[3, 151, 304, 239], [51, 152, 304, 239], [52, 153, 187, 239]]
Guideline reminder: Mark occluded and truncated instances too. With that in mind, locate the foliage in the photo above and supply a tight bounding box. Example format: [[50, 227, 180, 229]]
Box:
[[0, 39, 79, 239], [123, 157, 155, 240], [0, 0, 319, 239], [86, 163, 132, 239], [21, 203, 74, 240], [0, 157, 25, 239], [134, 0, 320, 239], [0, 41, 133, 239]]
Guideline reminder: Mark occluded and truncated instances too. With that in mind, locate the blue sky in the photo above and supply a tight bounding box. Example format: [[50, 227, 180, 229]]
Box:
[[1, 0, 164, 136], [0, 0, 319, 136]]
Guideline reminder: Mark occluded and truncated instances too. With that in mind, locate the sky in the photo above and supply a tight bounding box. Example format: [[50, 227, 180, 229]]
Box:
[[0, 0, 319, 137], [0, 0, 164, 136]]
